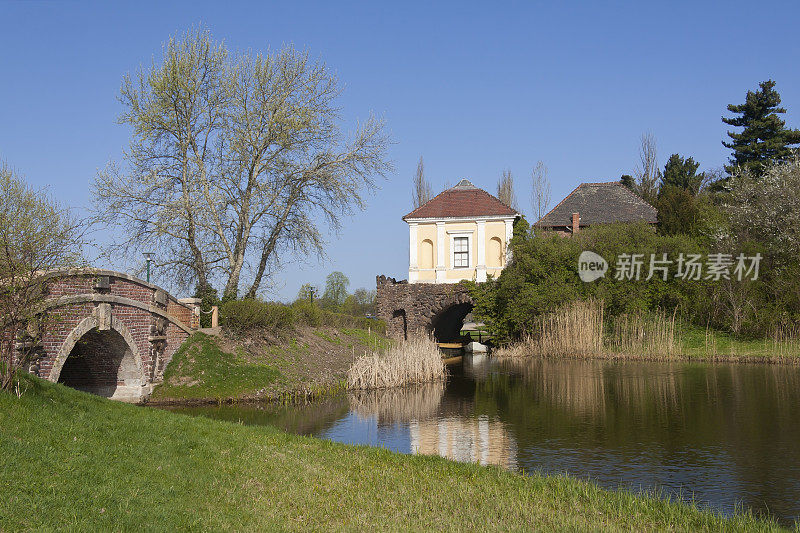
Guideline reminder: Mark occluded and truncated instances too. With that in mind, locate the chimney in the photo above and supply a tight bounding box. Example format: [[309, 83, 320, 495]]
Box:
[[572, 212, 580, 234]]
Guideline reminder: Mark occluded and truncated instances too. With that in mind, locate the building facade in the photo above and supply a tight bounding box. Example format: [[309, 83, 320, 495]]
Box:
[[403, 180, 519, 284]]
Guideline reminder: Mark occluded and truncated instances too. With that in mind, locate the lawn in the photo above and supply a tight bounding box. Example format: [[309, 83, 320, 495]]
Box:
[[680, 325, 800, 361], [151, 327, 392, 403], [0, 375, 785, 531]]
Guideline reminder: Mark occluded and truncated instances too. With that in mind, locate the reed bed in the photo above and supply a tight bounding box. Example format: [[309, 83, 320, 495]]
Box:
[[495, 300, 604, 358], [607, 309, 677, 357], [766, 324, 800, 359], [346, 336, 446, 390], [494, 299, 678, 359]]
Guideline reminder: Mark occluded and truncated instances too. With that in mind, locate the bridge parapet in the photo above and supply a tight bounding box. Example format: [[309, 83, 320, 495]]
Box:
[[27, 269, 200, 401]]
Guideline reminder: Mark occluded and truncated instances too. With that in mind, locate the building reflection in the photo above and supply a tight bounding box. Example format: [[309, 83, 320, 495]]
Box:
[[410, 415, 517, 469], [349, 380, 517, 469]]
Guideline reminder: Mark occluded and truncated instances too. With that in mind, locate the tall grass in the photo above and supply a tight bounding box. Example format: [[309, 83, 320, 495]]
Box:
[[495, 300, 604, 358], [495, 300, 678, 359], [346, 336, 446, 390], [768, 324, 800, 358], [607, 309, 677, 357]]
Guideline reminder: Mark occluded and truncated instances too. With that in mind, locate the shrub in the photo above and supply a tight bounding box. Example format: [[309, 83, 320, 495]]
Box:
[[220, 298, 387, 336], [219, 299, 295, 333]]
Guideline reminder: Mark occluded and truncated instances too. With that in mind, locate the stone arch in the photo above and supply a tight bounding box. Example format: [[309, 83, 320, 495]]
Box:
[[419, 239, 434, 269], [391, 309, 408, 341], [429, 294, 474, 343], [49, 314, 146, 400]]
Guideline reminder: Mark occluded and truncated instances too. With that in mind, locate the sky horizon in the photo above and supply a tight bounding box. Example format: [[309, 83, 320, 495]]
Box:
[[2, 1, 800, 300]]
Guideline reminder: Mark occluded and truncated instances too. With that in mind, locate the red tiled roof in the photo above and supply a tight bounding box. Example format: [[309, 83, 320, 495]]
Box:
[[403, 180, 519, 220]]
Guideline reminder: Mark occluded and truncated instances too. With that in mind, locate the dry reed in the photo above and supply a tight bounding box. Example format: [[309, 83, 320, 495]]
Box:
[[494, 300, 604, 358], [607, 309, 677, 357], [494, 299, 678, 359], [346, 336, 446, 390]]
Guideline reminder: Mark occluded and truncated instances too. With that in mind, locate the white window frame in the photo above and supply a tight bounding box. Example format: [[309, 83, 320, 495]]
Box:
[[447, 230, 473, 269]]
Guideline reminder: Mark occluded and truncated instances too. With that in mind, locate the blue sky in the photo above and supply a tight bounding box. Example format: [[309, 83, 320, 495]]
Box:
[[2, 1, 800, 300]]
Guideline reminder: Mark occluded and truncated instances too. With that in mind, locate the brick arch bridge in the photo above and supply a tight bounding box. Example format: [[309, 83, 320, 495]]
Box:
[[375, 275, 474, 341], [28, 269, 200, 402]]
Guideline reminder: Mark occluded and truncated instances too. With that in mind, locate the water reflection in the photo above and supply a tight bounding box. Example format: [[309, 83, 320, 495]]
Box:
[[349, 381, 516, 468], [164, 356, 800, 525]]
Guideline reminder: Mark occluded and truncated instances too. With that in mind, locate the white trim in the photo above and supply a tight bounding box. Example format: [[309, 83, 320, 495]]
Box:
[[436, 222, 445, 282], [504, 219, 514, 263], [408, 222, 418, 283], [476, 220, 486, 282], [405, 215, 518, 224]]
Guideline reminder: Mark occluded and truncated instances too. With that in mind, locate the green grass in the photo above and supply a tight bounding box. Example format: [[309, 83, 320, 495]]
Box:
[[151, 334, 283, 400], [341, 327, 393, 352], [313, 330, 341, 345], [0, 375, 786, 531], [680, 325, 800, 360]]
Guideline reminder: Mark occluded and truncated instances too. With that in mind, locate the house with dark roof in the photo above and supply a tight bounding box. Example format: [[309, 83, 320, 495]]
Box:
[[403, 179, 520, 283], [535, 182, 657, 235]]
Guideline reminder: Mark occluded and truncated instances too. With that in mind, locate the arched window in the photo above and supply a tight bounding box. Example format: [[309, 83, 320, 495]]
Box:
[[420, 239, 434, 269], [488, 236, 503, 267]]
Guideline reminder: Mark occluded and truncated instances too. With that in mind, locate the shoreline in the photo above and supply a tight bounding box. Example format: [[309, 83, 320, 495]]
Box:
[[493, 349, 800, 365], [144, 380, 347, 407]]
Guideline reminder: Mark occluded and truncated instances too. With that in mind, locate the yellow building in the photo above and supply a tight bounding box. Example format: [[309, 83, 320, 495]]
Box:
[[403, 180, 520, 283]]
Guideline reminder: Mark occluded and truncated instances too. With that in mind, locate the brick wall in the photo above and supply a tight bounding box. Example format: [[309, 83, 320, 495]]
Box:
[[30, 270, 198, 398]]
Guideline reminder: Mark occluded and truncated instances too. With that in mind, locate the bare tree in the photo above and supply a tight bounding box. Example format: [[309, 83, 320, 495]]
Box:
[[94, 27, 391, 300], [497, 169, 519, 210], [412, 156, 433, 209], [0, 164, 86, 391], [633, 132, 661, 204], [531, 160, 551, 222]]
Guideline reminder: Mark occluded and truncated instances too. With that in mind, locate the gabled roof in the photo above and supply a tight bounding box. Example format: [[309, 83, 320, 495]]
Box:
[[403, 179, 519, 221], [535, 182, 657, 228]]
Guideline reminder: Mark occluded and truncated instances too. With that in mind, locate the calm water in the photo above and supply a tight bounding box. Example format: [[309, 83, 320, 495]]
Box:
[[166, 356, 800, 525]]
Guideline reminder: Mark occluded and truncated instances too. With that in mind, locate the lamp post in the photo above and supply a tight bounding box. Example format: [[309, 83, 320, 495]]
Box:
[[143, 252, 154, 283]]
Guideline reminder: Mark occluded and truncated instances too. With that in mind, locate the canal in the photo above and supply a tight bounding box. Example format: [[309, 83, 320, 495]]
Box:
[[166, 356, 800, 525]]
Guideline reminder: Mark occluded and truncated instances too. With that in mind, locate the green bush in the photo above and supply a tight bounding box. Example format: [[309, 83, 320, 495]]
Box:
[[220, 297, 386, 336], [290, 300, 322, 326], [220, 299, 295, 333], [472, 222, 711, 342]]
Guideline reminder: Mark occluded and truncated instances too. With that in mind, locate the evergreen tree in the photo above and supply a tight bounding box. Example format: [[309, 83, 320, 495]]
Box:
[[661, 154, 703, 195], [723, 80, 800, 175], [656, 154, 703, 235], [619, 174, 635, 190]]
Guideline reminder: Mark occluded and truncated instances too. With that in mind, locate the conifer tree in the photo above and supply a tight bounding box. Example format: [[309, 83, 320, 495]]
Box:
[[723, 80, 800, 176], [661, 154, 703, 195]]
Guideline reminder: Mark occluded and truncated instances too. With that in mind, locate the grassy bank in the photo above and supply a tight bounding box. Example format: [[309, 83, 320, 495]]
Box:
[[495, 300, 800, 363], [0, 375, 784, 531], [151, 326, 391, 404]]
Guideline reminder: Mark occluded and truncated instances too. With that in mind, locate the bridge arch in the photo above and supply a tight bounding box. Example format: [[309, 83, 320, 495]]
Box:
[[18, 268, 201, 402], [49, 315, 146, 401], [430, 300, 474, 343]]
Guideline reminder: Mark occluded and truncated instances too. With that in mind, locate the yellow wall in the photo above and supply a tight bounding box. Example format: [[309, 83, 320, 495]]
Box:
[[410, 217, 513, 283]]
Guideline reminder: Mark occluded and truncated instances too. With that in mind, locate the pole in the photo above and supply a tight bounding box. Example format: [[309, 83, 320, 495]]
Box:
[[146, 259, 151, 283]]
